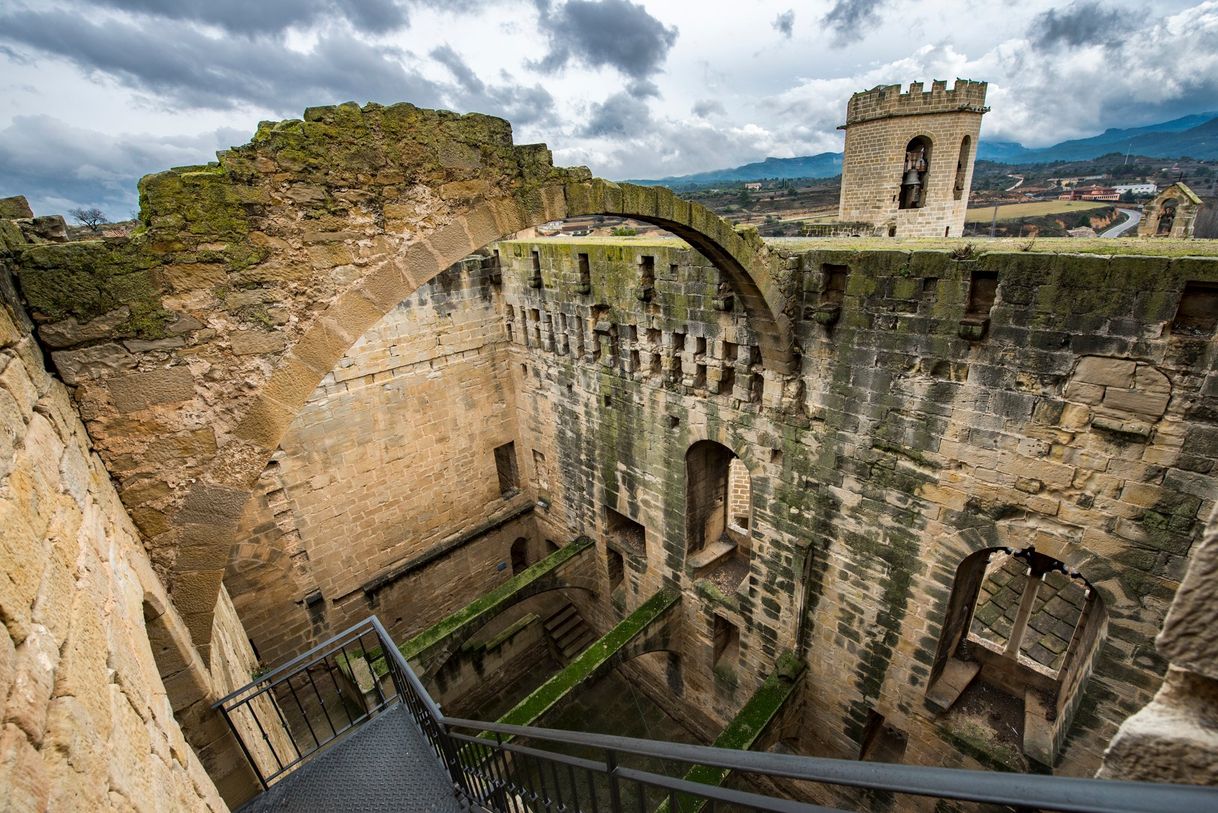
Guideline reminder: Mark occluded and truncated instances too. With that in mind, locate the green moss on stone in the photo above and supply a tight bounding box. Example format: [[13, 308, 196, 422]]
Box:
[[657, 652, 805, 813], [485, 589, 679, 737], [401, 536, 593, 662]]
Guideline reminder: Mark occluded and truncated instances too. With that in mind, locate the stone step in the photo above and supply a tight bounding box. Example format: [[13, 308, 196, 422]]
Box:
[[549, 613, 584, 640], [544, 604, 577, 632], [555, 620, 588, 649], [561, 629, 596, 659]]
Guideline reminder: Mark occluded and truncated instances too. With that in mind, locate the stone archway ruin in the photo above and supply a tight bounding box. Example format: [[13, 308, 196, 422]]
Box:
[[12, 101, 796, 654]]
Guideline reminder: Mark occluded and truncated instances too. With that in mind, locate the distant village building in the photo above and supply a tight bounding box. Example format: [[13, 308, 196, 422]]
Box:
[[1059, 185, 1120, 202], [1113, 183, 1157, 196], [837, 79, 989, 237], [1138, 182, 1203, 238], [743, 182, 762, 191]]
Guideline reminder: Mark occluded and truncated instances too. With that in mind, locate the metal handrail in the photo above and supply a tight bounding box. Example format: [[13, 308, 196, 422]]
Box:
[[218, 615, 1218, 813]]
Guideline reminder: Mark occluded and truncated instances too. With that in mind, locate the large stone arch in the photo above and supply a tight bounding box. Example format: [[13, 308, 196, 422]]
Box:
[[16, 101, 799, 653], [14, 102, 794, 655]]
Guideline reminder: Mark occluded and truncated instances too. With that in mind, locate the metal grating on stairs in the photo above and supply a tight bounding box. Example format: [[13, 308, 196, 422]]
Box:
[[237, 704, 461, 813]]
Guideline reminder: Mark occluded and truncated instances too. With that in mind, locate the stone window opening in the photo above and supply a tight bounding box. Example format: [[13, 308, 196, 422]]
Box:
[[505, 304, 515, 343], [694, 338, 708, 389], [577, 252, 591, 294], [510, 537, 530, 574], [953, 136, 971, 201], [493, 442, 519, 497], [748, 346, 764, 403], [605, 505, 646, 558], [530, 249, 543, 288], [898, 136, 932, 210], [638, 255, 655, 301], [712, 613, 740, 672], [1172, 281, 1218, 338], [607, 547, 625, 591], [858, 710, 908, 763], [926, 545, 1106, 766], [1156, 198, 1178, 236], [686, 441, 752, 592]]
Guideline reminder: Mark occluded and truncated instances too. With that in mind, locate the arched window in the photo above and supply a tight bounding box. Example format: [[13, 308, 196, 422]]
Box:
[[1157, 198, 1179, 236], [899, 136, 932, 210], [685, 441, 751, 591], [953, 136, 971, 201], [926, 546, 1106, 766]]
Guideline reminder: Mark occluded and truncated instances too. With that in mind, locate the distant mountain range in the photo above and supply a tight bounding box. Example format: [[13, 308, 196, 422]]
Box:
[[631, 112, 1218, 187]]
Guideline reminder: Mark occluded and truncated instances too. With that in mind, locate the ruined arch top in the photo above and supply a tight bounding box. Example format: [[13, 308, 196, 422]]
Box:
[[9, 101, 794, 654]]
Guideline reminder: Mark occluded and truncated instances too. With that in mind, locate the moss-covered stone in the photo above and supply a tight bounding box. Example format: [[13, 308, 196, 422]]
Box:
[[401, 536, 593, 663]]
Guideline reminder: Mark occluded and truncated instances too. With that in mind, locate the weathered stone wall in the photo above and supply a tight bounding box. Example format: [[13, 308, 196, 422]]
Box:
[[838, 80, 987, 238], [224, 256, 548, 665], [0, 230, 230, 810], [499, 237, 1218, 779]]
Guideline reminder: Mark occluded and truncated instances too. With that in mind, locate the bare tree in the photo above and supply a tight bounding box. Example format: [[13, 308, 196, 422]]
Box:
[[68, 206, 107, 231]]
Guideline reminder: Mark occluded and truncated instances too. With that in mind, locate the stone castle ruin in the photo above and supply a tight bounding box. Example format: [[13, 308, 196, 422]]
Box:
[[1, 92, 1218, 811]]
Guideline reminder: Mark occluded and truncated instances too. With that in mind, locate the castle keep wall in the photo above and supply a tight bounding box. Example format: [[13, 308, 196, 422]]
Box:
[[496, 238, 1217, 779], [225, 256, 548, 666]]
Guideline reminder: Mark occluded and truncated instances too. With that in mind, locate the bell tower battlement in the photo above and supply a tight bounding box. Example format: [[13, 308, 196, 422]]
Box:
[[838, 78, 989, 238], [843, 79, 989, 128]]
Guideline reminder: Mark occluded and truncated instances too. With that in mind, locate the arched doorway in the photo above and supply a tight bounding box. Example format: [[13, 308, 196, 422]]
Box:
[[685, 440, 752, 591]]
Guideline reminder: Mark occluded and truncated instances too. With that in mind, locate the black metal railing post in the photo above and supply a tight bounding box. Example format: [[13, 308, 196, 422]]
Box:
[[606, 749, 623, 813]]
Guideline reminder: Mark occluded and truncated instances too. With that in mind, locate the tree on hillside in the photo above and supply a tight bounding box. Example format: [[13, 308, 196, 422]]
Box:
[[68, 206, 107, 231]]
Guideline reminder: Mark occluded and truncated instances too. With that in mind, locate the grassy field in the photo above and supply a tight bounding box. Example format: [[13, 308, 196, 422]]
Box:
[[965, 200, 1112, 223]]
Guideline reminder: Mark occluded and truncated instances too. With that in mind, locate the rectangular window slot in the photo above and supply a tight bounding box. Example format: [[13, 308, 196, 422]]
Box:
[[694, 363, 707, 389], [713, 614, 740, 670], [822, 264, 848, 305], [577, 252, 591, 293], [607, 547, 625, 590], [1173, 281, 1218, 337], [530, 250, 543, 288], [640, 255, 655, 287], [695, 336, 707, 356], [722, 341, 737, 363], [650, 352, 663, 377], [605, 505, 646, 556], [859, 711, 908, 763], [750, 371, 764, 403], [493, 442, 518, 497], [967, 270, 998, 316], [631, 349, 641, 372], [720, 364, 736, 395]]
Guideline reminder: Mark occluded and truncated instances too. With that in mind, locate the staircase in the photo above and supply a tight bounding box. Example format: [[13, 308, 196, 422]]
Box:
[[544, 602, 595, 661]]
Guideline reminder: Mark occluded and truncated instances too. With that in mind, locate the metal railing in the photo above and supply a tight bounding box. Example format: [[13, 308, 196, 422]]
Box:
[[216, 617, 1218, 812]]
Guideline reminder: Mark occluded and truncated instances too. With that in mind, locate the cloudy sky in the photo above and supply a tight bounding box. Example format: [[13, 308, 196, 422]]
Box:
[[1, 0, 1216, 219]]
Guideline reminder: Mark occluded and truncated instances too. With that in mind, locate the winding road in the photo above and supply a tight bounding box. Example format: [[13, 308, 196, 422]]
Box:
[[1101, 208, 1142, 238]]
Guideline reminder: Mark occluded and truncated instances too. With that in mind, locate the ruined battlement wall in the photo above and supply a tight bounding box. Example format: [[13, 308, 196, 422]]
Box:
[[500, 238, 1218, 781], [0, 222, 243, 810], [844, 79, 989, 126]]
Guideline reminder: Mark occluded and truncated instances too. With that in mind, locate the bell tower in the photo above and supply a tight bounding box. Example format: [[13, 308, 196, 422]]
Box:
[[838, 79, 988, 238]]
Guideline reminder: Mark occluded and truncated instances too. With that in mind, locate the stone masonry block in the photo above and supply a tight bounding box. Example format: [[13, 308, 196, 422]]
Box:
[[1074, 357, 1136, 388], [107, 368, 195, 413]]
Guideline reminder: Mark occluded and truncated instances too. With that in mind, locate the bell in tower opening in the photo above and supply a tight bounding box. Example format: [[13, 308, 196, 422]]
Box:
[[899, 137, 931, 210]]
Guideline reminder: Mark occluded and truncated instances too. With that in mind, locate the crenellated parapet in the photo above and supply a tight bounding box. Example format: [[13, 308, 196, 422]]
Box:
[[842, 78, 989, 127]]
